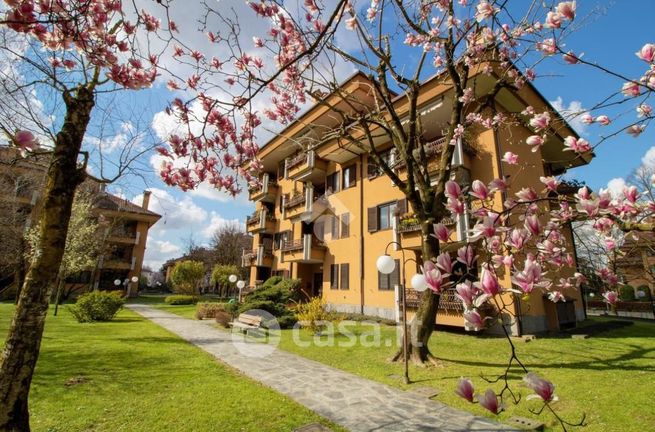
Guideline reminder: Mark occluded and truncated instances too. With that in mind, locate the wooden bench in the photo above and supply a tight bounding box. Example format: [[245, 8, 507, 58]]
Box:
[[229, 313, 263, 334]]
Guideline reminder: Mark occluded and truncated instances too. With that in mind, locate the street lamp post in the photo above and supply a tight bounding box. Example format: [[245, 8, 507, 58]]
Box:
[[236, 280, 246, 302], [228, 274, 238, 299], [377, 241, 427, 385]]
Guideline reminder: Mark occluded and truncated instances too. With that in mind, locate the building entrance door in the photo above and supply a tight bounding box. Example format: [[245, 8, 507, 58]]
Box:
[[313, 272, 323, 297]]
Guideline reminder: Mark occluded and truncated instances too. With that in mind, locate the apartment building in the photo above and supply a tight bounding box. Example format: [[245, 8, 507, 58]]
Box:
[[0, 146, 160, 297], [243, 70, 590, 335]]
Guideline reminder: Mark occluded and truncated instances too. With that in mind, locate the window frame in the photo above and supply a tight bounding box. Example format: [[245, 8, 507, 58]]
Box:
[[330, 264, 339, 289]]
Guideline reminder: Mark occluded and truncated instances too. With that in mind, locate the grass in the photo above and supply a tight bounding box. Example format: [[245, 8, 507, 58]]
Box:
[[0, 302, 342, 432], [128, 293, 231, 319], [150, 297, 655, 432]]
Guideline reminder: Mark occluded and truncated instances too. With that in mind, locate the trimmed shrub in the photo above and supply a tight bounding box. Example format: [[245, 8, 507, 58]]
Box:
[[69, 291, 125, 323], [261, 275, 283, 289], [224, 300, 239, 316], [164, 295, 198, 305], [215, 310, 233, 327], [619, 285, 636, 301], [238, 277, 299, 328], [195, 302, 225, 319], [295, 298, 340, 334]]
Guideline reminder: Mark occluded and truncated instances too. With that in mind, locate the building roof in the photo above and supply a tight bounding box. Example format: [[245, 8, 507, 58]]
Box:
[[94, 192, 161, 218]]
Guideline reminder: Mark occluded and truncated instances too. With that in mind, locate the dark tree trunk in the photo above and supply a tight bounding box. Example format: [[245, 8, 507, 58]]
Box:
[[391, 218, 442, 365], [0, 86, 94, 431]]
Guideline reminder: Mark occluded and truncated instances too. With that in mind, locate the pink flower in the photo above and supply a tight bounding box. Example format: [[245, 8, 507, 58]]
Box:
[[526, 135, 544, 152], [580, 113, 594, 124], [548, 291, 565, 303], [563, 136, 591, 153], [446, 197, 465, 215], [489, 178, 508, 193], [622, 82, 641, 97], [14, 130, 38, 154], [469, 180, 489, 200], [457, 245, 477, 268], [524, 214, 541, 235], [636, 43, 655, 63], [529, 112, 550, 131], [540, 176, 559, 192], [595, 115, 611, 125], [475, 1, 497, 22], [445, 180, 462, 199], [602, 290, 619, 305], [562, 51, 579, 64], [345, 17, 356, 30], [464, 310, 486, 331], [507, 228, 529, 250], [524, 372, 557, 402], [480, 266, 500, 296], [556, 1, 576, 20], [456, 281, 480, 310], [502, 151, 518, 165], [512, 255, 547, 294], [423, 261, 446, 293], [544, 11, 562, 29], [515, 187, 538, 201], [637, 104, 652, 117], [432, 223, 450, 242], [455, 378, 475, 402], [627, 125, 645, 137], [537, 38, 557, 56], [436, 252, 453, 274], [477, 389, 503, 414]]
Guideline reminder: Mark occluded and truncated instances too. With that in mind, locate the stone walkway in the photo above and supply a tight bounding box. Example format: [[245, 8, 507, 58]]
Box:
[[127, 305, 514, 432]]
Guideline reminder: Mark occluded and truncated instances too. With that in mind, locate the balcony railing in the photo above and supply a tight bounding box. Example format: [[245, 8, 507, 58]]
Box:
[[248, 173, 278, 203], [246, 212, 260, 226], [393, 137, 475, 170], [281, 238, 304, 252], [285, 193, 306, 209], [286, 152, 308, 170]]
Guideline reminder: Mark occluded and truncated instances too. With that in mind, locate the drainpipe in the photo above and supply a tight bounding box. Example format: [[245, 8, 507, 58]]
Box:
[[359, 154, 365, 315]]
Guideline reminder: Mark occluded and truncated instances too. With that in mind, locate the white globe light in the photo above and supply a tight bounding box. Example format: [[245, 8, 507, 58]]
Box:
[[411, 273, 428, 292], [236, 280, 246, 289], [131, 276, 139, 283], [376, 255, 396, 275], [589, 293, 595, 298], [113, 279, 121, 286], [229, 274, 238, 283], [636, 290, 646, 299]]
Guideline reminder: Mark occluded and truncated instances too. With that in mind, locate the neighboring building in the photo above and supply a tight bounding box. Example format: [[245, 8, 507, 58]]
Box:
[[615, 232, 655, 295], [0, 146, 160, 297], [243, 70, 591, 335]]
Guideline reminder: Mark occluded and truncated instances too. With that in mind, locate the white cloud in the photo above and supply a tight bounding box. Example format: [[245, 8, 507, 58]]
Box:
[[641, 146, 655, 170], [607, 177, 626, 198], [132, 187, 207, 234], [202, 211, 245, 238], [143, 239, 181, 270], [550, 97, 588, 135]]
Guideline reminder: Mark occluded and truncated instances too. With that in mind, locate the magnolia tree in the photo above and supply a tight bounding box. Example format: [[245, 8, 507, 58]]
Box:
[[152, 0, 654, 428], [0, 0, 178, 429]]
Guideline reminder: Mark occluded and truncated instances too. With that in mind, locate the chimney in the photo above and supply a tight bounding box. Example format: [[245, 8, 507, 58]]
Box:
[[142, 190, 152, 210]]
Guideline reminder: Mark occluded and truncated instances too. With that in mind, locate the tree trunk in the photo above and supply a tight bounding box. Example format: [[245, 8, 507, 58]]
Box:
[[392, 218, 442, 365], [0, 86, 94, 431]]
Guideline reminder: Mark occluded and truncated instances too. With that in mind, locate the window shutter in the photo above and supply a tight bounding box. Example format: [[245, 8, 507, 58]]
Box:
[[397, 198, 407, 216], [341, 213, 350, 238], [331, 215, 339, 239], [367, 207, 378, 232], [330, 264, 339, 289], [391, 259, 400, 288], [340, 264, 349, 290], [349, 165, 357, 187], [378, 269, 388, 290]]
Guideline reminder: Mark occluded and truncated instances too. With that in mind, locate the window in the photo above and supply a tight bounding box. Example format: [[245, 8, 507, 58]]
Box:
[[330, 264, 339, 289], [378, 202, 396, 230], [330, 214, 339, 240], [340, 264, 349, 290], [378, 259, 400, 291], [341, 213, 350, 238], [367, 149, 393, 179], [342, 165, 356, 189], [326, 172, 339, 194], [274, 231, 290, 250]]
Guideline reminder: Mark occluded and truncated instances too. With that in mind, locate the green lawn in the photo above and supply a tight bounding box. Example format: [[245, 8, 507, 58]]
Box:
[[152, 298, 655, 432], [0, 302, 341, 432]]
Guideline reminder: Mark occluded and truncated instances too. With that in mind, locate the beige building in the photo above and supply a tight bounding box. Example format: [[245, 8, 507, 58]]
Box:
[[0, 146, 160, 297], [243, 70, 589, 335]]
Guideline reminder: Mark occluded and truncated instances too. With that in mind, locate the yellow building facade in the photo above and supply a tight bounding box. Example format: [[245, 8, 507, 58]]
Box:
[[244, 71, 589, 335]]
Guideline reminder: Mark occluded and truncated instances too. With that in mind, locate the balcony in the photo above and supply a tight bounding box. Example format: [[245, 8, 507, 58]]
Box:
[[246, 208, 276, 234], [394, 137, 475, 174], [248, 173, 279, 203], [281, 234, 325, 263], [283, 186, 318, 221], [397, 214, 456, 250], [242, 245, 273, 267], [285, 150, 327, 183]]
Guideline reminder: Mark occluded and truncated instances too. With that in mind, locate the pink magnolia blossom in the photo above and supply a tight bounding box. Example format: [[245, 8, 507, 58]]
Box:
[[524, 372, 557, 402], [475, 1, 497, 22], [563, 136, 591, 153], [637, 104, 652, 117], [529, 112, 550, 131], [446, 197, 465, 215], [526, 134, 544, 152], [464, 310, 487, 331], [621, 82, 641, 97], [581, 113, 594, 124], [562, 51, 580, 64], [432, 223, 450, 242], [455, 378, 475, 402], [512, 255, 548, 294], [544, 11, 562, 29], [457, 245, 477, 268], [423, 261, 446, 293], [515, 187, 538, 201], [502, 151, 518, 164], [524, 214, 541, 235], [636, 43, 655, 63], [489, 178, 509, 193], [548, 291, 565, 302], [537, 38, 557, 56], [477, 389, 503, 414], [507, 228, 529, 250], [469, 180, 489, 200], [445, 180, 462, 199], [556, 1, 576, 20], [456, 281, 480, 310], [13, 130, 38, 154], [436, 252, 454, 273], [480, 266, 500, 296], [540, 176, 559, 192], [595, 115, 611, 125], [627, 125, 645, 137]]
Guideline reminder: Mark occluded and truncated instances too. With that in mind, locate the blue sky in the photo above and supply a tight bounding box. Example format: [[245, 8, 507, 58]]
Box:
[[91, 1, 655, 270]]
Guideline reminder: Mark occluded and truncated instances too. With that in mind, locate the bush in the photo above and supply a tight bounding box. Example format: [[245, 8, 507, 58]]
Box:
[[261, 275, 283, 289], [224, 300, 239, 316], [215, 310, 233, 327], [619, 285, 636, 301], [295, 298, 341, 334], [69, 291, 125, 323], [238, 277, 299, 328], [164, 295, 198, 305], [195, 302, 225, 319], [169, 260, 205, 295]]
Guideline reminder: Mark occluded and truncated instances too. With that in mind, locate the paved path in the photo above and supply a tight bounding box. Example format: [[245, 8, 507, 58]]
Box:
[[127, 305, 513, 432]]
